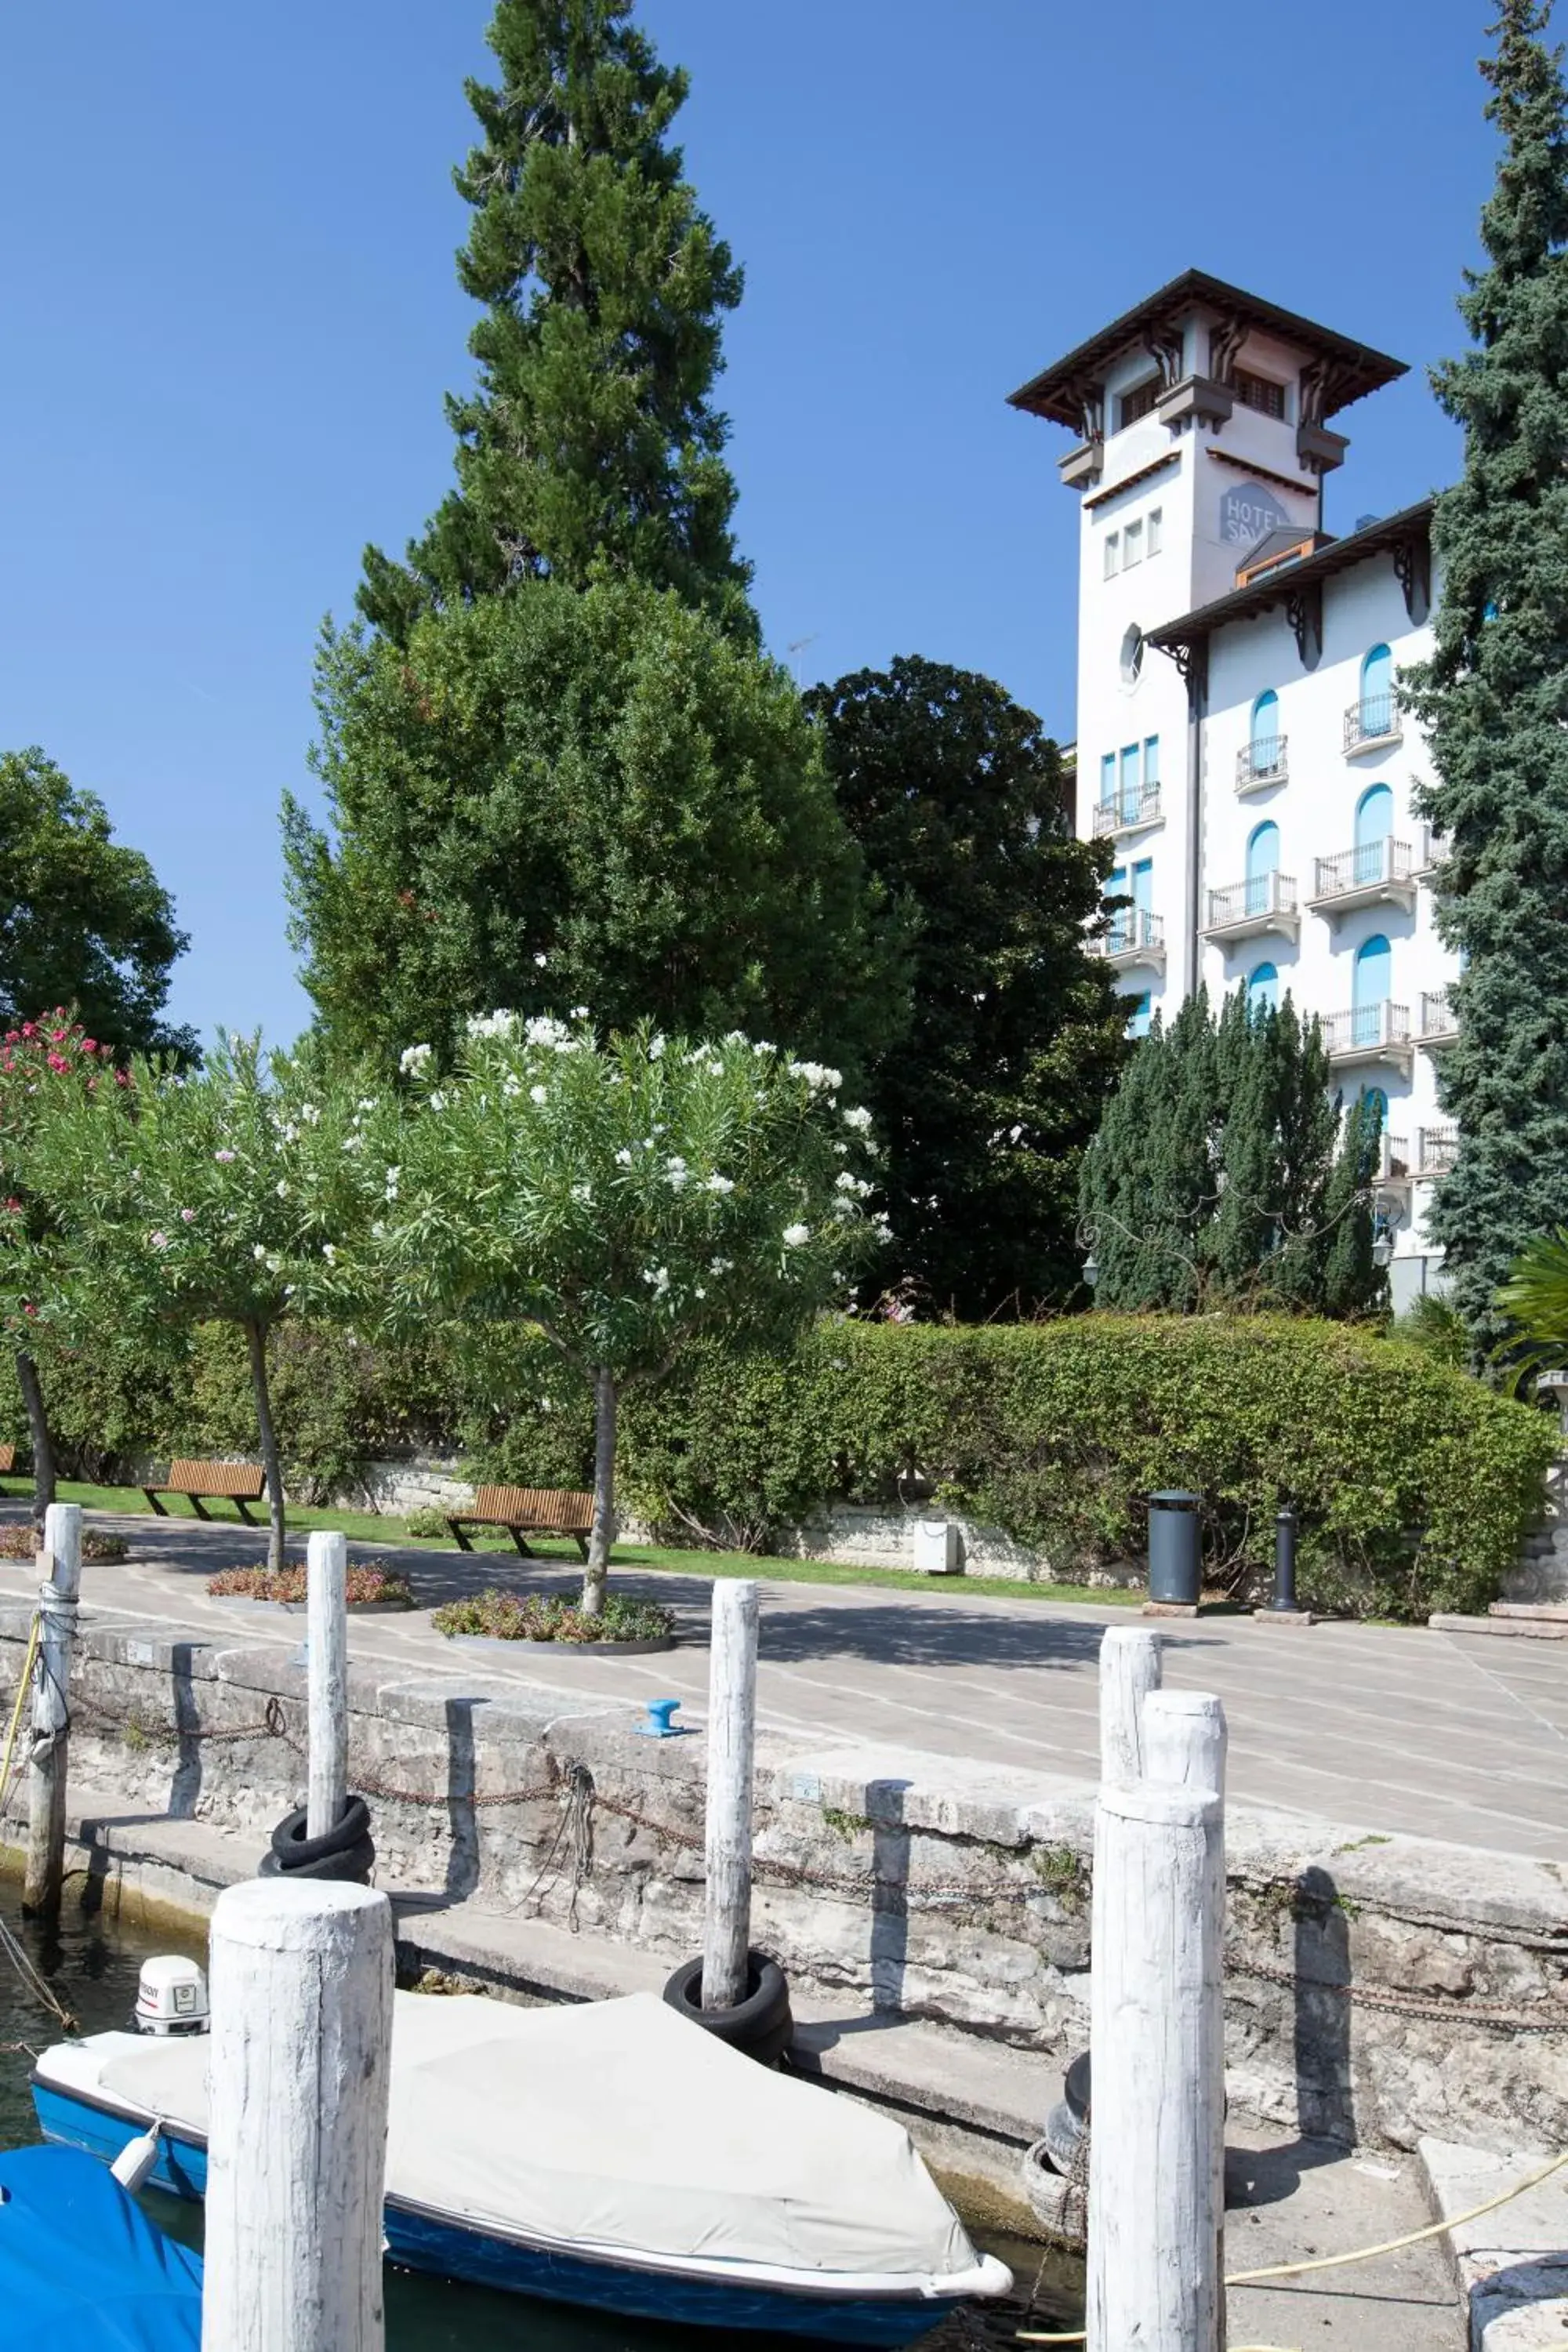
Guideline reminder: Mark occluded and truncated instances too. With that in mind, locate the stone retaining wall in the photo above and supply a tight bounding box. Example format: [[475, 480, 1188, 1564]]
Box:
[[4, 1600, 1563, 2158]]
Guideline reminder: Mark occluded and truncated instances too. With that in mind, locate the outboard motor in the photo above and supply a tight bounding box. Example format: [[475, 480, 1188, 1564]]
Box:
[[134, 1955, 209, 2037]]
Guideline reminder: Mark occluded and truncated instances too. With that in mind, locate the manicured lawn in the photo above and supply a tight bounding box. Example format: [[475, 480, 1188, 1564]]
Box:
[[7, 1476, 1142, 1611]]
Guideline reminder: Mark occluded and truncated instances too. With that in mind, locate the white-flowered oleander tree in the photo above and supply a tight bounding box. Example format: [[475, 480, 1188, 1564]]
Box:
[[27, 1033, 387, 1570], [370, 1015, 884, 1613]]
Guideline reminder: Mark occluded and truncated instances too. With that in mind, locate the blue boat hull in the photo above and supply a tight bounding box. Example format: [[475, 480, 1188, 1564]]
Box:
[[32, 2083, 965, 2346]]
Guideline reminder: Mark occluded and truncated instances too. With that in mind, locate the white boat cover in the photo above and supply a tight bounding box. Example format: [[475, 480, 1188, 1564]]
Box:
[[85, 1991, 977, 2285]]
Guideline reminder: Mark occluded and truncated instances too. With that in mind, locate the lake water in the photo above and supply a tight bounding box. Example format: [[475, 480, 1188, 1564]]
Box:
[[0, 1881, 1078, 2349]]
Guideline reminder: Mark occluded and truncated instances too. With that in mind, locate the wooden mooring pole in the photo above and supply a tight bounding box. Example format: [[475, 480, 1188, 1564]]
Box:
[[1098, 1623, 1162, 1786], [1087, 1676, 1228, 2352], [702, 1578, 759, 2011], [201, 1878, 394, 2352], [23, 1501, 82, 1918], [307, 1530, 349, 1840]]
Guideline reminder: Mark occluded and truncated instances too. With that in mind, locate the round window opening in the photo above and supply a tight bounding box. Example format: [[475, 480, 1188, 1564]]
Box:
[[1120, 625, 1145, 686]]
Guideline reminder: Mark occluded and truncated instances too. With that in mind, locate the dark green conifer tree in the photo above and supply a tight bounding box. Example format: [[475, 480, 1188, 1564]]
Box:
[[1080, 989, 1381, 1316], [1404, 0, 1568, 1338], [360, 0, 753, 641]]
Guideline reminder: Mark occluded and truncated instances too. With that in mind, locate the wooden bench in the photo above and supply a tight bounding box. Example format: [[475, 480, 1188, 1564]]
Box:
[[0, 1444, 14, 1475], [142, 1458, 267, 1525], [446, 1483, 595, 1561]]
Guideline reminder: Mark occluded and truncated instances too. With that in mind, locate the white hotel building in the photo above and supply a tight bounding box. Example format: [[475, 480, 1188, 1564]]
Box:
[[1011, 270, 1457, 1308]]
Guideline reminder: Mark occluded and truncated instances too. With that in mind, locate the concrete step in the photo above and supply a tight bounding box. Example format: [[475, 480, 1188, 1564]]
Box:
[[1432, 1613, 1568, 1639], [1490, 1602, 1568, 1621], [1420, 2137, 1568, 2348]]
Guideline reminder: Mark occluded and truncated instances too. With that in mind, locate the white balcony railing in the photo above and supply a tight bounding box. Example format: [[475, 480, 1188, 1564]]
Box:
[[1344, 694, 1402, 752], [1236, 735, 1288, 791], [1206, 870, 1298, 930], [1092, 786, 1163, 837], [1312, 837, 1414, 902], [1377, 1134, 1412, 1184], [1094, 907, 1165, 960], [1417, 987, 1457, 1042], [1418, 1122, 1461, 1176], [1323, 1000, 1411, 1058]]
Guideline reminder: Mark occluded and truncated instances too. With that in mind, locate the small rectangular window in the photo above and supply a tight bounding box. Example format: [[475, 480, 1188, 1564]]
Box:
[[1131, 856, 1153, 910], [1104, 532, 1120, 579], [1143, 735, 1160, 787], [1118, 377, 1162, 430], [1122, 519, 1144, 568], [1147, 507, 1163, 557], [1234, 369, 1286, 419]]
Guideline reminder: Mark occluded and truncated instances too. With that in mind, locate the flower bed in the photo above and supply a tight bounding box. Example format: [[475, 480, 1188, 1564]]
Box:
[[0, 1525, 128, 1563], [431, 1588, 674, 1645], [207, 1561, 414, 1607]]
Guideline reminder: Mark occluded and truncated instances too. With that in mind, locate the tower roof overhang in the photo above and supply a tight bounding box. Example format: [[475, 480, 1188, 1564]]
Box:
[[1006, 270, 1408, 429]]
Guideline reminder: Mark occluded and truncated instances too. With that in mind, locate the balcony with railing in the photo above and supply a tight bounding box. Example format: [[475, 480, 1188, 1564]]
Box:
[[1091, 906, 1166, 970], [1343, 692, 1402, 754], [1414, 988, 1457, 1047], [1202, 869, 1299, 945], [1235, 735, 1288, 794], [1414, 822, 1448, 880], [1417, 1122, 1460, 1177], [1376, 1133, 1413, 1193], [1307, 836, 1417, 920], [1091, 785, 1163, 840], [1323, 1000, 1413, 1071]]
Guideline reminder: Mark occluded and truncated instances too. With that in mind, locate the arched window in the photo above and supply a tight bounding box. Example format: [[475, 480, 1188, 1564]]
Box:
[[1353, 934, 1392, 1046], [1249, 690, 1281, 780], [1354, 784, 1394, 884], [1360, 644, 1393, 737], [1245, 820, 1280, 915], [1247, 962, 1279, 1015]]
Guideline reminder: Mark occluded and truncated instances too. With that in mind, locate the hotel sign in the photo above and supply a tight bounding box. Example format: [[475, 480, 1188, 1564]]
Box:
[[1219, 482, 1295, 549]]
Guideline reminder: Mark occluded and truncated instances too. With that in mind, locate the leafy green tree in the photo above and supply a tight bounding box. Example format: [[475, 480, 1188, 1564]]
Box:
[[372, 1014, 881, 1611], [359, 0, 752, 642], [0, 750, 194, 1060], [30, 1037, 379, 1568], [1403, 1, 1568, 1341], [285, 579, 909, 1080], [0, 1014, 130, 1525], [804, 658, 1130, 1315], [1080, 989, 1383, 1315]]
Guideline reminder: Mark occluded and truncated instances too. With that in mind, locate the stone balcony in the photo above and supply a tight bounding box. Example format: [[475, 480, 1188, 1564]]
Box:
[[1203, 870, 1299, 946], [1323, 1000, 1414, 1075], [1091, 907, 1165, 973], [1307, 837, 1417, 924]]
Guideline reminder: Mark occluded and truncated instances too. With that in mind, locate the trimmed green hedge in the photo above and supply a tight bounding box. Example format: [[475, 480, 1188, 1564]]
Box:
[[617, 1318, 1555, 1619], [1, 1312, 1553, 1619]]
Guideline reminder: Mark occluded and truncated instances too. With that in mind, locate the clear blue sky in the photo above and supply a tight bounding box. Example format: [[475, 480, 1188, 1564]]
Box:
[[1, 0, 1501, 1047]]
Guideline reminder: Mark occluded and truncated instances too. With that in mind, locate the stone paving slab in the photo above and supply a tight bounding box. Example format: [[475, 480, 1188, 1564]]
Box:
[[1421, 2139, 1568, 2349], [6, 1506, 1568, 1859]]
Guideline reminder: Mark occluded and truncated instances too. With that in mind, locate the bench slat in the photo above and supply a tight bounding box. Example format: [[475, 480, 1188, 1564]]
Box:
[[162, 1459, 267, 1501], [0, 1444, 13, 1475], [469, 1484, 594, 1534]]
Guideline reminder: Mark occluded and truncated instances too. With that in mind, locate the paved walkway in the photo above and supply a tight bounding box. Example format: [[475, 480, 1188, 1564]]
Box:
[[5, 1509, 1564, 1858]]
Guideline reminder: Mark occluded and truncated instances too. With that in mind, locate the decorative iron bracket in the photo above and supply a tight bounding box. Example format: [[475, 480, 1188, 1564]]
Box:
[[1392, 534, 1431, 621], [1287, 581, 1323, 668]]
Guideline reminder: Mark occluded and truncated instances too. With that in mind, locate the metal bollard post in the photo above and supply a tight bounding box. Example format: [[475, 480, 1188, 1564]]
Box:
[[1270, 1505, 1298, 1613]]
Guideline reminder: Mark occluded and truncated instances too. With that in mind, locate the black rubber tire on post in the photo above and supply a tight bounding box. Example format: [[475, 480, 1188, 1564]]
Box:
[[259, 1831, 376, 1886], [661, 1952, 793, 2067], [269, 1794, 372, 1867]]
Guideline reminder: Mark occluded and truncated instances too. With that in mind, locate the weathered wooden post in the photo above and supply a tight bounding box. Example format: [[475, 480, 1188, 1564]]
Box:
[[307, 1530, 349, 1841], [1098, 1624, 1162, 1786], [702, 1578, 759, 2011], [23, 1501, 82, 1918], [1087, 1771, 1225, 2352], [202, 1878, 393, 2352], [1142, 1687, 1228, 1806]]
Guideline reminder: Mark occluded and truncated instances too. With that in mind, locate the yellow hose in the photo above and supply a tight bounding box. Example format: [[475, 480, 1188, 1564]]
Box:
[[0, 1612, 41, 1821], [1018, 2143, 1568, 2346]]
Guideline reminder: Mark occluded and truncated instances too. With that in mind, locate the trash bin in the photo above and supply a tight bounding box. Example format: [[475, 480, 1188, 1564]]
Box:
[[1147, 1489, 1202, 1606]]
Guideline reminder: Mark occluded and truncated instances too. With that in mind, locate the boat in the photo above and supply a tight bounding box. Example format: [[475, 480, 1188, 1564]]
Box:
[[0, 2141, 202, 2350], [33, 1984, 1011, 2345]]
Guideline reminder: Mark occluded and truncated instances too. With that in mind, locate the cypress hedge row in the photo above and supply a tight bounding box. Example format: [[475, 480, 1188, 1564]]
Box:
[[0, 1312, 1552, 1621]]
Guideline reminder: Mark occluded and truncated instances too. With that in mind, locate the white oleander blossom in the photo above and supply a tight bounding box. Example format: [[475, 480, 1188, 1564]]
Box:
[[642, 1265, 670, 1296], [570, 1183, 592, 1205], [466, 1010, 518, 1040], [429, 1090, 448, 1112], [710, 1256, 732, 1274], [787, 1060, 842, 1093], [322, 1243, 336, 1263], [524, 1016, 569, 1050], [614, 1148, 633, 1167], [529, 1084, 548, 1105], [704, 1173, 735, 1194], [843, 1105, 873, 1131], [782, 1223, 810, 1247], [648, 1033, 666, 1061]]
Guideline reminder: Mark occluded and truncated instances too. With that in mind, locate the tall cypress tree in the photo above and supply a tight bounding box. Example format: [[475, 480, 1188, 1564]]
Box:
[[359, 0, 753, 641], [1405, 0, 1568, 1338], [1080, 989, 1381, 1316]]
